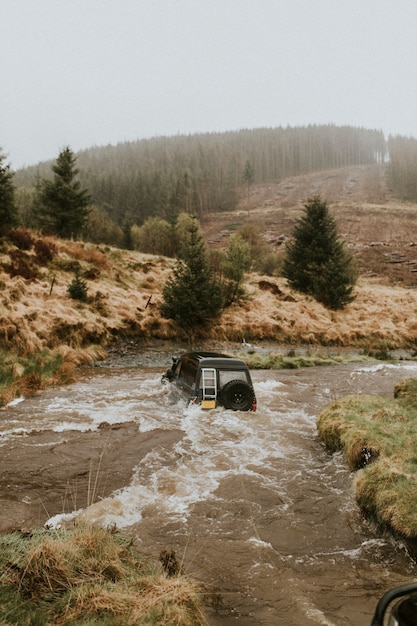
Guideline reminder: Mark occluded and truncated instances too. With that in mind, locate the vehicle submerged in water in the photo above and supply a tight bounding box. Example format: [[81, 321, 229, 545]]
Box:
[[162, 351, 257, 411]]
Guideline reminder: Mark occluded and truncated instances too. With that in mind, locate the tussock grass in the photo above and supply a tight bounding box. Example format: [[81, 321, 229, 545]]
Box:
[[0, 346, 106, 407], [215, 275, 417, 349], [0, 525, 207, 625], [317, 378, 417, 538]]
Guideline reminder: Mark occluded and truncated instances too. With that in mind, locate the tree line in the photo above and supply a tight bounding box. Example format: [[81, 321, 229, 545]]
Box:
[[387, 135, 417, 202], [14, 124, 386, 234]]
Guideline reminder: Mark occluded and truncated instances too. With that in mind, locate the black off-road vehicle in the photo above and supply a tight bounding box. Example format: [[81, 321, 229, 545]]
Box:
[[162, 351, 256, 411]]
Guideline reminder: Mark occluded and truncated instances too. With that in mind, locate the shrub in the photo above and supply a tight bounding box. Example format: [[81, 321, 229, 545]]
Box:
[[34, 238, 56, 264], [7, 228, 34, 250], [5, 249, 38, 280]]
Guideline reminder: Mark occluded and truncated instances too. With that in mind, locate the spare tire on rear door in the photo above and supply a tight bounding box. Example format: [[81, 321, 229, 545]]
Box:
[[220, 379, 255, 411]]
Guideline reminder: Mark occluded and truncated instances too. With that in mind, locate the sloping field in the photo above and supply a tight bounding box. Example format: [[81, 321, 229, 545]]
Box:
[[0, 237, 416, 358], [203, 164, 417, 285]]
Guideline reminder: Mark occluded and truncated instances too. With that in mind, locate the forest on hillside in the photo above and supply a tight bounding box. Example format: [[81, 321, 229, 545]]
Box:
[[10, 124, 417, 242], [14, 125, 385, 222], [386, 134, 417, 201]]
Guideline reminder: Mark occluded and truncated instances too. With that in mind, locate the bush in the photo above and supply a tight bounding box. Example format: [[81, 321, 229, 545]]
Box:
[[7, 228, 34, 250], [34, 238, 56, 264], [5, 249, 38, 280]]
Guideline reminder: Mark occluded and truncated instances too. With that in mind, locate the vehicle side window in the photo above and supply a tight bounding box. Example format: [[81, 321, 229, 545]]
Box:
[[179, 359, 197, 388], [219, 370, 248, 388], [171, 360, 181, 380]]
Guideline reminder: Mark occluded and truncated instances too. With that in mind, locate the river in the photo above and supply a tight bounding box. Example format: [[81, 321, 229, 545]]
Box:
[[1, 355, 417, 625]]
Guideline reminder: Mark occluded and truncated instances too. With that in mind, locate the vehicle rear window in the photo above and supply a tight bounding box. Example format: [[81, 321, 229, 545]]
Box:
[[219, 370, 248, 387]]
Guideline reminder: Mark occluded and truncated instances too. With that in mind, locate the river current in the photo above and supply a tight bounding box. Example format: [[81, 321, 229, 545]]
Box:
[[2, 357, 417, 625]]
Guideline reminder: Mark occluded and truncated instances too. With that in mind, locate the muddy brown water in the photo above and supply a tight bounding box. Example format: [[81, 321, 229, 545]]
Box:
[[1, 354, 417, 625]]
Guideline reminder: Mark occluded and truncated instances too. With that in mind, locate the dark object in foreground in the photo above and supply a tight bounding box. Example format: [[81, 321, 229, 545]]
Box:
[[162, 351, 257, 411], [371, 583, 417, 625]]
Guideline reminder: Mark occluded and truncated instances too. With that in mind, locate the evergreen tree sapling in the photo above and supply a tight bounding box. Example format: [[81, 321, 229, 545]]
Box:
[[67, 267, 88, 302], [283, 196, 356, 310], [0, 151, 18, 230], [160, 217, 223, 334], [35, 146, 90, 238]]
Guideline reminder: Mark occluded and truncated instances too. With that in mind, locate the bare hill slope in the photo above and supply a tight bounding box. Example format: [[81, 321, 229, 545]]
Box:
[[203, 164, 417, 285]]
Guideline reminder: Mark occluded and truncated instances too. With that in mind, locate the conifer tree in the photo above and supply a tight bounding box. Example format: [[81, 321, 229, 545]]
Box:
[[283, 196, 356, 310], [0, 151, 18, 230], [67, 267, 88, 302], [35, 146, 90, 238], [242, 159, 254, 189], [160, 216, 223, 335]]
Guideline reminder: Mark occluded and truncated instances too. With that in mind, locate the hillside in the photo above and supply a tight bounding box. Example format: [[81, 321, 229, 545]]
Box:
[[203, 164, 417, 285], [1, 165, 417, 405], [14, 125, 387, 229]]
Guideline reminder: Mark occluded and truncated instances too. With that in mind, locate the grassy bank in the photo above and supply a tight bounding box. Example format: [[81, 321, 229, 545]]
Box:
[[317, 377, 417, 539], [0, 525, 206, 625], [240, 348, 374, 370], [0, 345, 106, 407]]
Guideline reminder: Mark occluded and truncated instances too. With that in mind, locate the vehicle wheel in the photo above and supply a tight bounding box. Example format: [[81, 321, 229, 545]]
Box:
[[220, 380, 255, 411]]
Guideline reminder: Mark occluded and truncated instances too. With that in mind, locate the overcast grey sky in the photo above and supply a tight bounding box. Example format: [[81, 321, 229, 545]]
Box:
[[2, 0, 417, 169]]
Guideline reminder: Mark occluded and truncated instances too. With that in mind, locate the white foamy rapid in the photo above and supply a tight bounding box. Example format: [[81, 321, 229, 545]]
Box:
[[0, 371, 164, 441], [45, 371, 314, 529]]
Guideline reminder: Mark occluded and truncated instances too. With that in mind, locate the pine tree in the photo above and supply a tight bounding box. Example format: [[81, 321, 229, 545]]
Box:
[[283, 196, 356, 310], [35, 146, 90, 238], [0, 151, 18, 230], [242, 160, 254, 188], [67, 267, 88, 301], [160, 216, 223, 335]]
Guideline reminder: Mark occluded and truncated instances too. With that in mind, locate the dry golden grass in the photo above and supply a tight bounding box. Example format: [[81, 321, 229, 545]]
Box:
[[1, 238, 417, 361], [0, 525, 207, 625], [216, 275, 417, 349]]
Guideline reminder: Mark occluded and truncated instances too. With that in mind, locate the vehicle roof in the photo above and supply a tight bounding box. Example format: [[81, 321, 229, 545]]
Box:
[[178, 351, 249, 368]]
